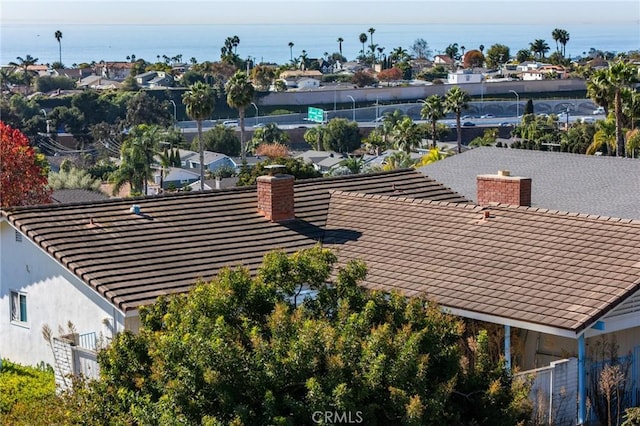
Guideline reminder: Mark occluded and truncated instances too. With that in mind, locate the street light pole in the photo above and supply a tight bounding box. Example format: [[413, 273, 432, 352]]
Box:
[[168, 100, 177, 125], [347, 95, 355, 122], [251, 102, 259, 125], [509, 90, 520, 118], [40, 109, 49, 133]]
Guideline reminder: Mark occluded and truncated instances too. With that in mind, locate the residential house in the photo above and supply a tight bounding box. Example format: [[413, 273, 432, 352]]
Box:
[[447, 69, 483, 84], [410, 58, 433, 76], [0, 169, 465, 370], [418, 147, 640, 220], [77, 75, 121, 90], [157, 167, 200, 190], [175, 149, 236, 173], [318, 59, 336, 74], [433, 55, 455, 68], [135, 71, 174, 88], [2, 165, 640, 424], [50, 68, 93, 80], [296, 77, 321, 90], [294, 150, 346, 172], [278, 70, 323, 89], [98, 62, 133, 81], [516, 61, 547, 72]]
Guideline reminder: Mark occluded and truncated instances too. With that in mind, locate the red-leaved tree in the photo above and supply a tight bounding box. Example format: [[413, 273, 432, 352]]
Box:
[[0, 121, 52, 207]]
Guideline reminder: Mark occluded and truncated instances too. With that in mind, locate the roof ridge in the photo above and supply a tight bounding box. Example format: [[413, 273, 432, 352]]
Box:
[[487, 202, 640, 225], [329, 189, 481, 211], [295, 168, 417, 185]]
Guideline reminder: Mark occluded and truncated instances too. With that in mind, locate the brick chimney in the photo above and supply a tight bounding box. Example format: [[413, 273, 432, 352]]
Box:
[[477, 170, 532, 207], [257, 174, 295, 222]]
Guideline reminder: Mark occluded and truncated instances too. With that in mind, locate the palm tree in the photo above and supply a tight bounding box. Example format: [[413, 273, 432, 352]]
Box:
[[359, 33, 368, 58], [337, 37, 344, 56], [288, 42, 294, 62], [9, 55, 38, 93], [421, 95, 445, 148], [339, 156, 365, 174], [586, 117, 617, 156], [368, 27, 376, 61], [182, 82, 215, 191], [529, 39, 550, 60], [231, 35, 240, 54], [586, 69, 613, 115], [444, 86, 471, 153], [225, 71, 255, 161], [552, 28, 562, 54], [393, 117, 420, 153], [604, 60, 638, 156], [54, 30, 63, 64], [127, 124, 160, 195], [382, 151, 416, 171], [559, 30, 570, 57], [112, 126, 159, 195]]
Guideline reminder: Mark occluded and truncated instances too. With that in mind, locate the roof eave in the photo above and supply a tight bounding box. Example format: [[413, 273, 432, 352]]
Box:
[[443, 306, 579, 339]]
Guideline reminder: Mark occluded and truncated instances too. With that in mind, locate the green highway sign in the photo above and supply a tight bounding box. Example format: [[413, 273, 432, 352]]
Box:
[[308, 107, 324, 123]]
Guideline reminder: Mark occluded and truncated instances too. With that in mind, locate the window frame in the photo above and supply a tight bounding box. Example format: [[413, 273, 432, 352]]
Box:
[[10, 290, 28, 327]]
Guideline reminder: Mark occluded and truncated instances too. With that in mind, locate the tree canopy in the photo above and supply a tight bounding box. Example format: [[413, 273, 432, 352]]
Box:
[[0, 122, 52, 207], [64, 246, 530, 425]]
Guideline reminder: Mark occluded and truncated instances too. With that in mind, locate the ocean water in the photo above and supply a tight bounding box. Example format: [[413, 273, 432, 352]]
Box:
[[1, 23, 638, 67]]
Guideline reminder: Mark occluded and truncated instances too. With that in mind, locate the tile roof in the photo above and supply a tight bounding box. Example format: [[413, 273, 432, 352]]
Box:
[[325, 191, 640, 333], [51, 189, 110, 204], [2, 170, 465, 312], [418, 147, 640, 220]]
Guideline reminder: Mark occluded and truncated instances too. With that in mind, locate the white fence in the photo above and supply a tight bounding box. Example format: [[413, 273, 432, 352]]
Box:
[[52, 334, 100, 392], [515, 358, 578, 426]]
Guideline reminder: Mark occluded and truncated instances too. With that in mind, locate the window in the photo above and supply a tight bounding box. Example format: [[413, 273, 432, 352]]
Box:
[[10, 291, 27, 323]]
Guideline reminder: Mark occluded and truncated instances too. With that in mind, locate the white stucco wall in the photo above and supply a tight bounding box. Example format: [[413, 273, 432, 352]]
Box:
[[0, 220, 126, 367]]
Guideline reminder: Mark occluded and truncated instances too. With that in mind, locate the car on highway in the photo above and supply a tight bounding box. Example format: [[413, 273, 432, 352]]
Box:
[[480, 114, 495, 119], [253, 122, 266, 128], [462, 122, 476, 127], [592, 106, 605, 115], [223, 120, 238, 127]]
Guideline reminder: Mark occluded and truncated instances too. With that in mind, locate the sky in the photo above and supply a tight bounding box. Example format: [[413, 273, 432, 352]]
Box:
[[3, 0, 639, 25]]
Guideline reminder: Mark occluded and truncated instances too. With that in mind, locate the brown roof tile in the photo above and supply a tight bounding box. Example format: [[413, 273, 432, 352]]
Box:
[[2, 170, 465, 312], [325, 191, 640, 333]]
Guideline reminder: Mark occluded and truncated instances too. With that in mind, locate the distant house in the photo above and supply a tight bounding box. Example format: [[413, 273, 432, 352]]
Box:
[[158, 167, 200, 190], [98, 62, 133, 81], [447, 69, 483, 84], [279, 70, 323, 81], [176, 149, 236, 173], [296, 77, 320, 90], [516, 61, 547, 72], [295, 150, 345, 172], [135, 71, 174, 88], [433, 55, 455, 67], [318, 59, 336, 74], [77, 75, 121, 90]]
